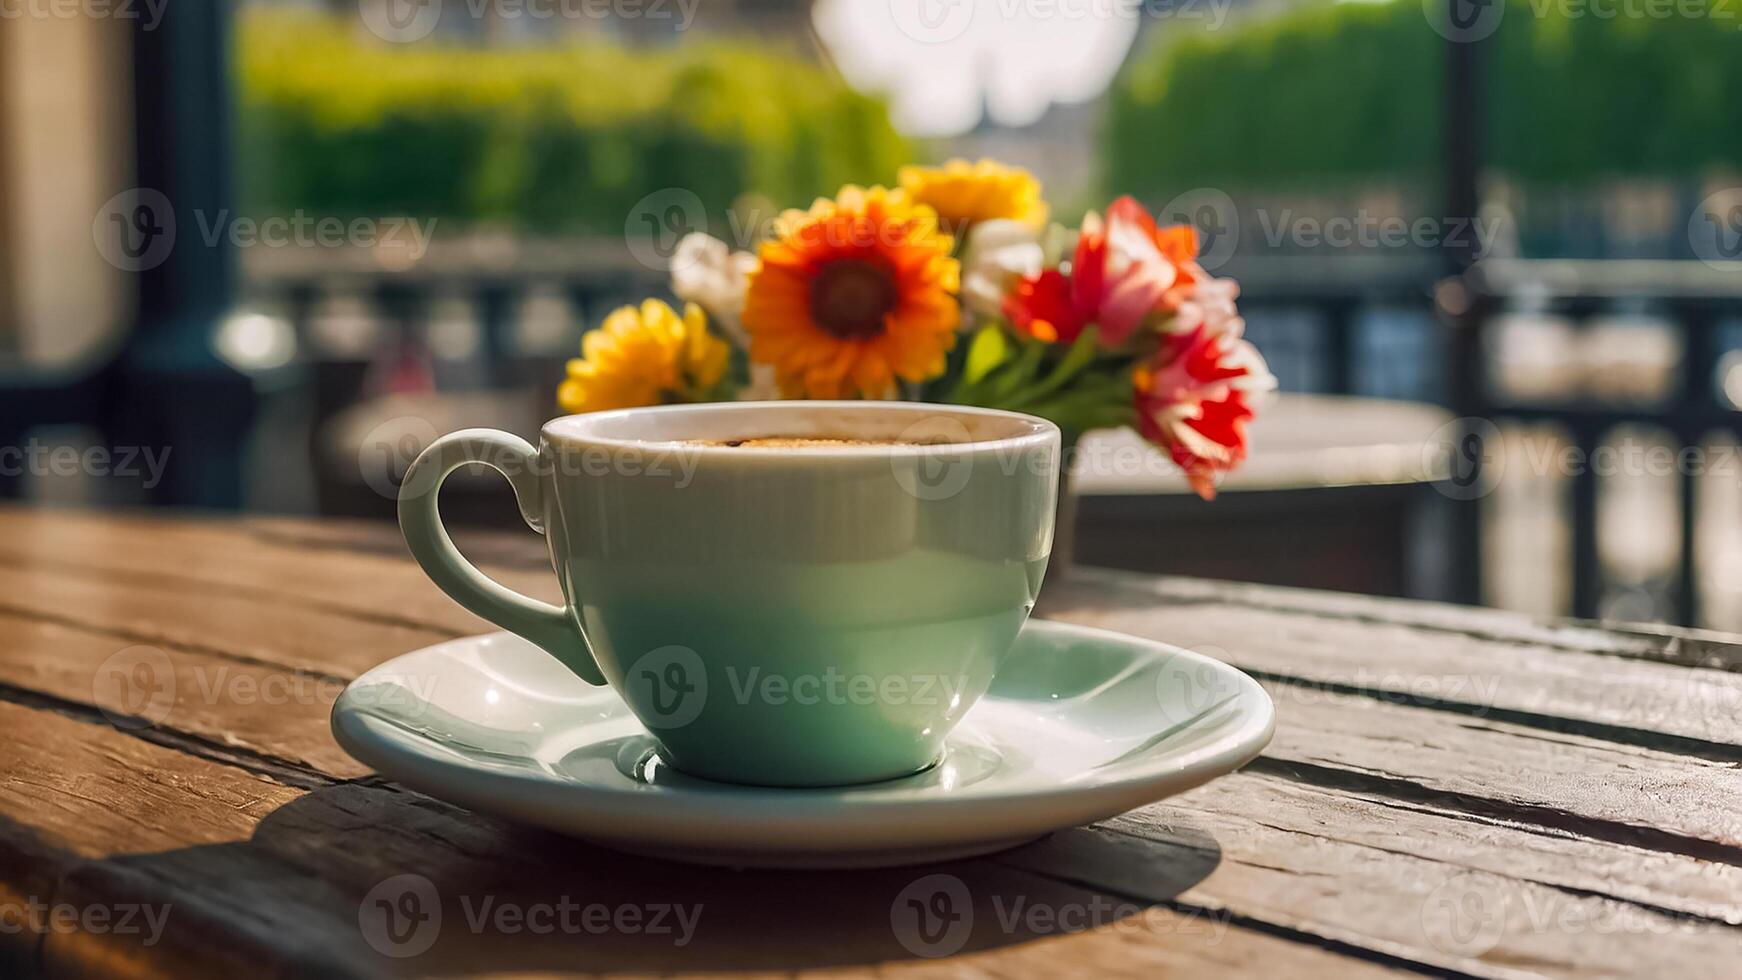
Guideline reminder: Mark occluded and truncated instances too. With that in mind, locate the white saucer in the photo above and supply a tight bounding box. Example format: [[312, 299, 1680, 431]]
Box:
[[331, 619, 1274, 868]]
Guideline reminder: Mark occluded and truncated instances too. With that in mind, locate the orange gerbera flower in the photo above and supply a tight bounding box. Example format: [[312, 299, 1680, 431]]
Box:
[[742, 185, 960, 399]]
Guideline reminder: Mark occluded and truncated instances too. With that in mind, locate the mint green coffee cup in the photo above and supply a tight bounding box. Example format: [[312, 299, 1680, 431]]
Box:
[[399, 401, 1059, 787]]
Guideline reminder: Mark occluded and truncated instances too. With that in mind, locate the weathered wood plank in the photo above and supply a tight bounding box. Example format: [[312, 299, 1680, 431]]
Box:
[[1028, 770, 1742, 979], [0, 562, 450, 684], [0, 508, 549, 643], [1, 549, 1737, 869], [0, 609, 366, 778], [1045, 575, 1742, 754], [0, 700, 1406, 979], [6, 510, 1740, 758], [231, 516, 1742, 673], [2, 643, 1733, 979], [1, 511, 1738, 899], [0, 700, 308, 977], [5, 602, 1737, 910], [8, 689, 1736, 980], [3, 508, 1739, 977], [8, 509, 1739, 674], [1055, 571, 1742, 671], [0, 508, 551, 632], [6, 505, 1737, 695], [1256, 681, 1742, 858]]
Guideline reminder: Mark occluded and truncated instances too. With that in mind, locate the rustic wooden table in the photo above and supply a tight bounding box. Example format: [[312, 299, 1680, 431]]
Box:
[[1, 508, 1738, 978]]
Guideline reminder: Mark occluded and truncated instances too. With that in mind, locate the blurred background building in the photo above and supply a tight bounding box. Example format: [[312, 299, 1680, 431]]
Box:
[[2, 0, 1738, 630]]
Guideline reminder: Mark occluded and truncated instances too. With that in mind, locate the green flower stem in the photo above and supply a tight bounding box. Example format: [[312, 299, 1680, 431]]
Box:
[[1006, 328, 1100, 410], [981, 341, 1046, 405], [940, 325, 1140, 437], [1023, 394, 1135, 434]]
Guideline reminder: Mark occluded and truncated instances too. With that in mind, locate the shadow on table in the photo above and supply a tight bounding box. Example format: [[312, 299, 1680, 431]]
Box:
[[58, 783, 1224, 975]]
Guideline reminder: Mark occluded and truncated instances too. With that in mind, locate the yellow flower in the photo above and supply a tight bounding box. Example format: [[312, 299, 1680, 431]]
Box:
[[898, 158, 1048, 232], [557, 300, 729, 414], [742, 185, 960, 399]]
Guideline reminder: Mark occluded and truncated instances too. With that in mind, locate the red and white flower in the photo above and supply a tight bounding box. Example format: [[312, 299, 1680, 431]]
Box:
[[1134, 318, 1275, 500]]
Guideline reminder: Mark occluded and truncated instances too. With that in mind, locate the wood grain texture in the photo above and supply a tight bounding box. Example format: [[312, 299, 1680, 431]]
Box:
[[0, 702, 1407, 979], [1043, 573, 1742, 755], [0, 507, 1738, 978]]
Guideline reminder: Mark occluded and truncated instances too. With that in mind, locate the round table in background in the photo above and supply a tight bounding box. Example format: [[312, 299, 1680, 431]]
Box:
[[1069, 394, 1455, 600]]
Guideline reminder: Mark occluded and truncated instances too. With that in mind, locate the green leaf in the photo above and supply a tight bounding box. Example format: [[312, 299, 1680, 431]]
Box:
[[963, 324, 1011, 386]]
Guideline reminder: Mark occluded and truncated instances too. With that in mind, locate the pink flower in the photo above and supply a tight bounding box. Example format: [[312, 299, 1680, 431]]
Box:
[[1003, 196, 1201, 346]]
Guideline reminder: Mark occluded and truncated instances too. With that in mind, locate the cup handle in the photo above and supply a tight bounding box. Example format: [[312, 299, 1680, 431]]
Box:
[[398, 428, 605, 686]]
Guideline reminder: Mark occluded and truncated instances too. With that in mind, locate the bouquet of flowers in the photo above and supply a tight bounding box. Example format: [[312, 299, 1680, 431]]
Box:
[[557, 160, 1275, 499]]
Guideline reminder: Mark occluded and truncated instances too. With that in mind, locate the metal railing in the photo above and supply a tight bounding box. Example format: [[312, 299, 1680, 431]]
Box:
[[1459, 259, 1742, 626]]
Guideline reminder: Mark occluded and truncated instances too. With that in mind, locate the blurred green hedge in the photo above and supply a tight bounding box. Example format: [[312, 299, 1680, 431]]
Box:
[[1107, 0, 1742, 194], [236, 11, 912, 233]]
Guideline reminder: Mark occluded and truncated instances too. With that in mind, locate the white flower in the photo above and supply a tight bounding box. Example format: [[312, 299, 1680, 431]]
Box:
[[670, 233, 758, 348], [1162, 276, 1244, 342], [738, 363, 782, 401], [959, 219, 1044, 322]]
